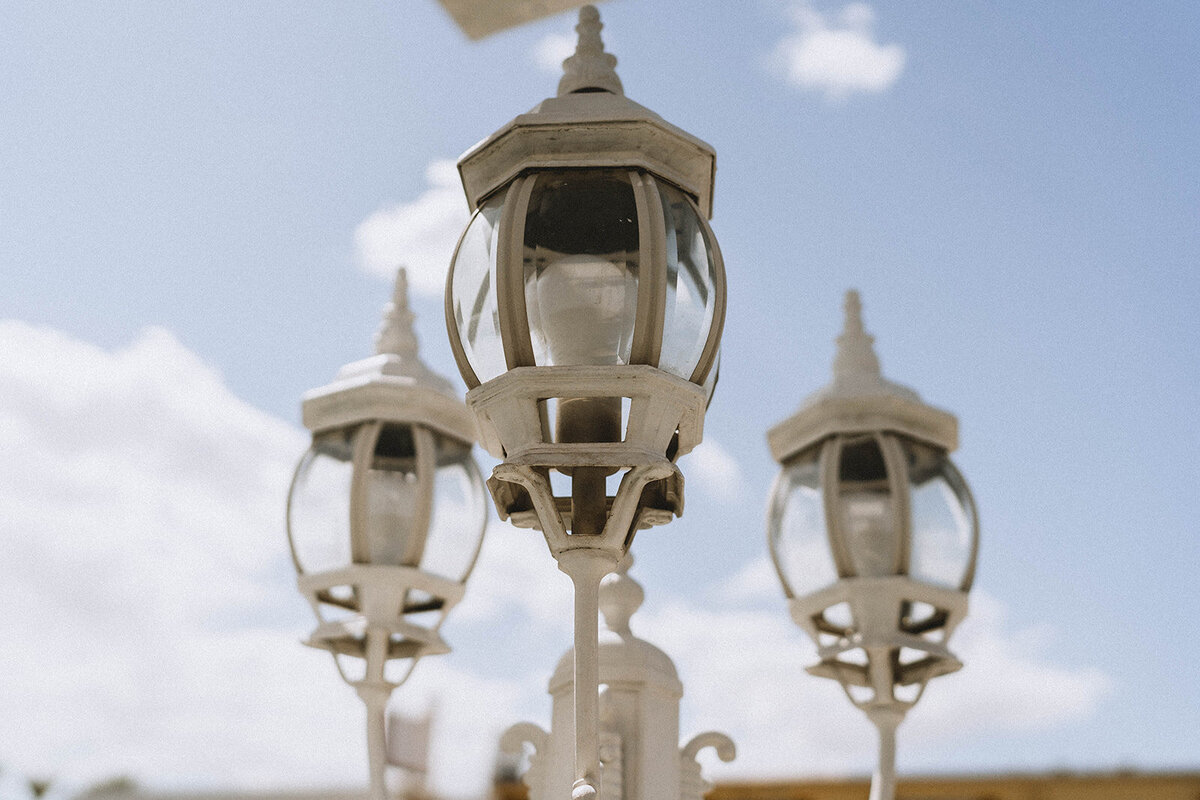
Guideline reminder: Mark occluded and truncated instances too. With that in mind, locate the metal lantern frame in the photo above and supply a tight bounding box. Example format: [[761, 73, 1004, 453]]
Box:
[[442, 9, 727, 800], [766, 291, 979, 800], [444, 17, 726, 556], [288, 270, 487, 800], [447, 169, 725, 391], [769, 431, 979, 643], [287, 422, 485, 682]]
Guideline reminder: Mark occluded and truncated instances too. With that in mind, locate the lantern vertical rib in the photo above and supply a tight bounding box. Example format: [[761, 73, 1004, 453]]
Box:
[[288, 268, 488, 800], [444, 7, 727, 798], [766, 291, 979, 800]]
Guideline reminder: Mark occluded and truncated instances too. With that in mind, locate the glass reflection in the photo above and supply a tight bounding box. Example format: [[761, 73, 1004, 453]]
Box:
[[768, 447, 837, 597], [451, 194, 506, 383], [288, 428, 355, 575], [421, 437, 488, 582], [906, 441, 976, 589], [658, 182, 717, 381]]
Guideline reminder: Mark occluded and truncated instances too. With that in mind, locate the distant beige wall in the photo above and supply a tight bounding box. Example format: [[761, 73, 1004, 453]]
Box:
[[706, 772, 1200, 800]]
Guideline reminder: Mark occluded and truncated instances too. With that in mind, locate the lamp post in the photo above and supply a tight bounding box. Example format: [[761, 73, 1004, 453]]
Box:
[[287, 268, 488, 800], [444, 7, 725, 799], [765, 291, 979, 800]]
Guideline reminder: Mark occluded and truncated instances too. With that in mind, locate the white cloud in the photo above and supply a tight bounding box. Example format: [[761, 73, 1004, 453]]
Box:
[[908, 593, 1112, 736], [0, 322, 342, 790], [0, 322, 1110, 798], [719, 554, 785, 605], [533, 32, 576, 73], [454, 522, 574, 629], [354, 160, 469, 295], [769, 2, 906, 100], [680, 438, 745, 502], [632, 584, 1110, 782], [0, 321, 560, 800]]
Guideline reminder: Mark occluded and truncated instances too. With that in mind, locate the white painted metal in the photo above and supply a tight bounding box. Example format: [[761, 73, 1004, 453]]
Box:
[[288, 269, 485, 800], [500, 557, 735, 800], [302, 270, 478, 443], [444, 9, 727, 798], [766, 291, 978, 800], [767, 291, 957, 463], [436, 0, 593, 41], [456, 8, 717, 221]]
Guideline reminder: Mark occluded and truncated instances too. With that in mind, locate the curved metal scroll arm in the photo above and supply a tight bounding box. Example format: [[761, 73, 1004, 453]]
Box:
[[499, 722, 551, 800], [679, 731, 737, 800]]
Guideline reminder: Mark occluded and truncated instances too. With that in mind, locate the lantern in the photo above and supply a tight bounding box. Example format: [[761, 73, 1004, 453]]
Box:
[[442, 8, 726, 798], [288, 269, 487, 800], [766, 291, 979, 800]]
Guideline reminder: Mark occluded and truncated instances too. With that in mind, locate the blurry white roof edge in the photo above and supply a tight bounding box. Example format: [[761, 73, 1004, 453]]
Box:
[[436, 0, 599, 40]]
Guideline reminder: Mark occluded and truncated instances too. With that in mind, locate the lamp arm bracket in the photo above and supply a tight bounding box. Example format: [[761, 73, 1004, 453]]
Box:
[[679, 731, 736, 800]]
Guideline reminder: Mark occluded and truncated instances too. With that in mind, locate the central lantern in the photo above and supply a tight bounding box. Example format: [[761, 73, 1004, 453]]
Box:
[[444, 7, 726, 799], [445, 6, 725, 550]]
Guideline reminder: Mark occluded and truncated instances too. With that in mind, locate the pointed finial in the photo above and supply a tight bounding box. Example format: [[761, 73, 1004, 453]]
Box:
[[599, 553, 643, 636], [375, 267, 419, 357], [557, 5, 623, 97], [832, 289, 882, 383]]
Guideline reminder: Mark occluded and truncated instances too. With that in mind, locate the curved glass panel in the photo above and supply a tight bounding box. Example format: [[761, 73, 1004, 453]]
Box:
[[835, 435, 899, 577], [450, 193, 506, 384], [523, 169, 639, 367], [288, 428, 355, 575], [768, 447, 837, 598], [657, 183, 718, 382], [421, 437, 488, 582], [905, 441, 977, 589], [362, 423, 421, 567], [701, 351, 720, 406]]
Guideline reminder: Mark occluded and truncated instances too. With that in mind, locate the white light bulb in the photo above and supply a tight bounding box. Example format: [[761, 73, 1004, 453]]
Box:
[[530, 253, 634, 366]]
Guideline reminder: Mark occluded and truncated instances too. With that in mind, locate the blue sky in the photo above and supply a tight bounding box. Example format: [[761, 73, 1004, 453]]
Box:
[[1, 1, 1198, 797]]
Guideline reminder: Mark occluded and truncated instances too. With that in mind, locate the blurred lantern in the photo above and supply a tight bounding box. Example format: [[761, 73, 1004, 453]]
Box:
[[288, 269, 488, 800], [443, 7, 725, 799], [766, 291, 979, 800]]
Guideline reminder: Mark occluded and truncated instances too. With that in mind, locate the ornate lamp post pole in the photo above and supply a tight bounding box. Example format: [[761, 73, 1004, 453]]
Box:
[[766, 291, 979, 800], [444, 7, 725, 799], [287, 269, 489, 800]]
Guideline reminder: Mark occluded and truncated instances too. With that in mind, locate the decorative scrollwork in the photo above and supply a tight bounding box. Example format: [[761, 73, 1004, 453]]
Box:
[[679, 731, 736, 800], [499, 722, 550, 800]]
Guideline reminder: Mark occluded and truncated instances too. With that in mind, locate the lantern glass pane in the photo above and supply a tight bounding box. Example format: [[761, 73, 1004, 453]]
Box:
[[421, 436, 488, 583], [450, 193, 506, 383], [836, 435, 898, 577], [906, 441, 976, 589], [768, 447, 837, 597], [288, 428, 355, 575], [658, 182, 718, 381], [363, 424, 421, 567], [523, 169, 639, 367]]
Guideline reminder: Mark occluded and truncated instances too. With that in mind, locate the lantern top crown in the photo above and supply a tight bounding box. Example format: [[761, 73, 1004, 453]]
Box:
[[820, 290, 921, 405], [373, 268, 418, 356], [366, 268, 455, 395], [557, 5, 623, 97], [456, 5, 717, 218], [767, 290, 958, 462], [301, 267, 476, 443]]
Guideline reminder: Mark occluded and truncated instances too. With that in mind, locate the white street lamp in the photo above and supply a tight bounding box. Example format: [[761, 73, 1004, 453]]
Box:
[[287, 269, 488, 800], [766, 291, 979, 800], [444, 7, 726, 799]]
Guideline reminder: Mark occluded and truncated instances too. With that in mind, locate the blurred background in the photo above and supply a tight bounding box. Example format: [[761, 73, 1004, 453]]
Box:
[[1, 1, 1197, 798]]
